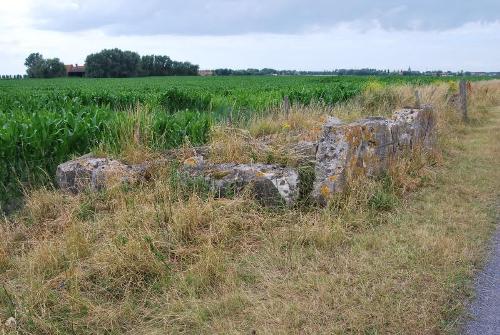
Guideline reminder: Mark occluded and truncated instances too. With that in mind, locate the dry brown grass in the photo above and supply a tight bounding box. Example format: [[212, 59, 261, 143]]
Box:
[[1, 80, 499, 334], [207, 80, 494, 166]]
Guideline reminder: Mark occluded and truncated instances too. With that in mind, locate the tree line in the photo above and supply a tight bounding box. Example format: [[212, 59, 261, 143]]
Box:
[[0, 75, 26, 80], [20, 51, 498, 79], [213, 68, 395, 76], [23, 49, 199, 78], [212, 68, 495, 77], [85, 49, 199, 77]]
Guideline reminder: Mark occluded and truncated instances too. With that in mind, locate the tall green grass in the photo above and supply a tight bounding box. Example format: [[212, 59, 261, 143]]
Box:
[[0, 102, 211, 209]]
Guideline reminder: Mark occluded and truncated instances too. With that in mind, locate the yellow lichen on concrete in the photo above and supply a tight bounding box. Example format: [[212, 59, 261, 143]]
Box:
[[255, 171, 267, 178], [320, 184, 331, 199], [328, 175, 338, 182], [345, 126, 363, 147], [361, 126, 378, 146], [183, 157, 198, 167], [210, 170, 231, 180]]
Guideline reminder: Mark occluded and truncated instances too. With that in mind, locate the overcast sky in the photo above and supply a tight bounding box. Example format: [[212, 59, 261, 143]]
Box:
[[1, 0, 499, 74]]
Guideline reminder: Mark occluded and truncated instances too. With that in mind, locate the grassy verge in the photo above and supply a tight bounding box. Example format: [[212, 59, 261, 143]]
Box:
[[0, 81, 499, 334]]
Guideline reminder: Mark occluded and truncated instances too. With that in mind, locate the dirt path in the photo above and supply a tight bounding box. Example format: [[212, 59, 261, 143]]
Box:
[[462, 107, 500, 334], [463, 221, 500, 334]]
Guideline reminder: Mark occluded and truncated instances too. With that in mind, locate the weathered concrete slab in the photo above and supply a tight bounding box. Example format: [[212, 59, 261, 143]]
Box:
[[183, 156, 299, 206], [313, 106, 436, 204], [391, 105, 436, 149], [56, 155, 147, 193], [56, 154, 300, 206]]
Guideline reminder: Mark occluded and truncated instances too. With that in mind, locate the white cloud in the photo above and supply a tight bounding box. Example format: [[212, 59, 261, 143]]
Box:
[[29, 0, 500, 35]]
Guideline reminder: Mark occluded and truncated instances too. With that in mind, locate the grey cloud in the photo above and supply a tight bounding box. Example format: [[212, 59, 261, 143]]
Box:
[[32, 0, 500, 35]]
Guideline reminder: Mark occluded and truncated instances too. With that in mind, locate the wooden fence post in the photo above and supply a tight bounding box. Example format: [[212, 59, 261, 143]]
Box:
[[459, 80, 468, 122], [414, 90, 421, 108], [283, 95, 290, 118]]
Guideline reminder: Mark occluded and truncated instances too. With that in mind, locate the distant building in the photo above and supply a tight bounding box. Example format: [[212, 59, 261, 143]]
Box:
[[65, 64, 86, 77], [198, 69, 213, 76]]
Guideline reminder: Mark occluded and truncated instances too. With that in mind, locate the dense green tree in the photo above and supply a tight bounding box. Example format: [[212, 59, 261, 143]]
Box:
[[24, 53, 45, 78], [42, 58, 66, 78], [157, 56, 174, 75], [85, 49, 141, 78], [140, 55, 173, 76], [140, 55, 197, 76], [83, 48, 199, 78], [24, 53, 66, 78], [25, 53, 43, 68], [171, 61, 189, 75], [140, 55, 155, 76]]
